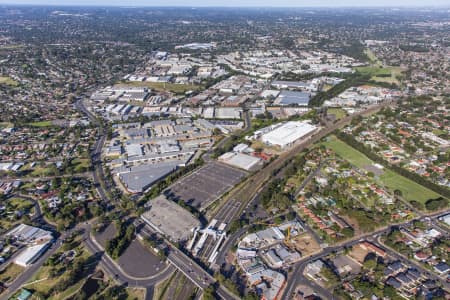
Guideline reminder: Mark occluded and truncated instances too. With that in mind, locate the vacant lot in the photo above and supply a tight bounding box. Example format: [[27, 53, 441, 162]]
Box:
[[323, 135, 442, 204], [289, 233, 321, 257], [0, 76, 18, 86], [327, 108, 347, 120], [0, 263, 24, 283], [27, 121, 53, 127]]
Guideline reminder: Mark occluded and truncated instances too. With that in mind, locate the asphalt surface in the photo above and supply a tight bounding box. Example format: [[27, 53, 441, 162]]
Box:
[[81, 223, 175, 287], [165, 162, 246, 211]]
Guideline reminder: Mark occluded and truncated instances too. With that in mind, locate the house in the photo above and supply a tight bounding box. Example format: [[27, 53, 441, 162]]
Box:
[[434, 262, 450, 275], [386, 277, 402, 289], [414, 251, 430, 261]]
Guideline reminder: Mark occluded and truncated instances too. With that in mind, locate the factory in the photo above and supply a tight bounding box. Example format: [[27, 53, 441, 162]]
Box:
[[107, 118, 214, 193], [218, 152, 262, 171], [274, 90, 312, 106], [6, 224, 54, 267], [260, 121, 317, 149]]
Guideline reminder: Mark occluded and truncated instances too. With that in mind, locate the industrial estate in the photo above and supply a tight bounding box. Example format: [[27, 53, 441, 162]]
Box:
[[0, 4, 449, 300]]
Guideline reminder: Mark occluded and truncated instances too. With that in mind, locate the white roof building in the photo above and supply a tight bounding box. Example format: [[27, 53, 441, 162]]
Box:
[[218, 152, 262, 171], [14, 243, 50, 267], [261, 121, 317, 148], [7, 224, 53, 245]]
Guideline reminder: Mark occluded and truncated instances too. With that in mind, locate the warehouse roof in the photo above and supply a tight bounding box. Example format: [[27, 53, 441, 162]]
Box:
[[276, 90, 311, 106], [262, 121, 316, 148]]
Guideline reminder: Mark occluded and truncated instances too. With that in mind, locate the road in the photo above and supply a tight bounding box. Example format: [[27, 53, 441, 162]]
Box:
[[281, 210, 450, 300], [211, 102, 391, 234], [0, 172, 92, 183], [211, 103, 390, 269], [0, 233, 65, 300], [80, 223, 175, 287], [138, 223, 238, 300], [75, 99, 110, 203]]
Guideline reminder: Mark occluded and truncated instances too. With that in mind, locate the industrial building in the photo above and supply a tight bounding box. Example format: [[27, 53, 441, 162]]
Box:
[[6, 224, 53, 267], [7, 224, 53, 245], [118, 161, 180, 193], [218, 152, 262, 171], [15, 243, 50, 267], [274, 90, 311, 106], [261, 121, 317, 148]]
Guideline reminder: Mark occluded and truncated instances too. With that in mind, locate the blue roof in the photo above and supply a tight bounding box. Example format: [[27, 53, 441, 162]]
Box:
[[277, 90, 311, 105], [386, 277, 401, 289], [17, 289, 32, 300], [434, 262, 450, 273]]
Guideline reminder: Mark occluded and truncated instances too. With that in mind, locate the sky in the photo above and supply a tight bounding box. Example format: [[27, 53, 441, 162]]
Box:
[[1, 0, 450, 7]]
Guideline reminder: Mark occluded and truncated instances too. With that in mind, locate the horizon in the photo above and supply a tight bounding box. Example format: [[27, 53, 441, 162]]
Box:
[[1, 0, 450, 8]]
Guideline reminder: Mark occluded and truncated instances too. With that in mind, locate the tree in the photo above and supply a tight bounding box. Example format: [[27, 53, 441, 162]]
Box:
[[203, 285, 217, 300], [363, 258, 377, 270]]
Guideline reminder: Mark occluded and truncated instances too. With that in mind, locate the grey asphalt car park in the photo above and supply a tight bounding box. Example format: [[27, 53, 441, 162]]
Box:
[[165, 162, 247, 210]]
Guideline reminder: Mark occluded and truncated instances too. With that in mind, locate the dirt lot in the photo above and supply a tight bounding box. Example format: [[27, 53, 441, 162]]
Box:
[[288, 232, 321, 257]]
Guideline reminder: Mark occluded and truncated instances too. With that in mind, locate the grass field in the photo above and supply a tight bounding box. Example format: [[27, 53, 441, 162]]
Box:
[[30, 165, 57, 177], [26, 121, 53, 127], [327, 108, 347, 120], [365, 49, 379, 64], [0, 76, 19, 86], [126, 287, 146, 300], [121, 81, 203, 94], [0, 263, 24, 283], [26, 245, 91, 298], [0, 122, 13, 129], [323, 135, 442, 204], [71, 158, 91, 173], [355, 49, 404, 85]]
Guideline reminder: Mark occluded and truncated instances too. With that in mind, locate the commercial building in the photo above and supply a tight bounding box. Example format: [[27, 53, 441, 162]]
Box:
[[261, 121, 317, 148]]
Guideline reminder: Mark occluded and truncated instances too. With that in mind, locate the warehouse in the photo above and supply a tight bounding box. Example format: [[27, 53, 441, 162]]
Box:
[[119, 161, 179, 193], [15, 243, 50, 267], [261, 121, 317, 148], [275, 90, 311, 106], [218, 152, 262, 171]]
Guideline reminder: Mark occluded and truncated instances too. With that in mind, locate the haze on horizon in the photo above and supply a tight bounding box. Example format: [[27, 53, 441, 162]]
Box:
[[1, 0, 450, 7]]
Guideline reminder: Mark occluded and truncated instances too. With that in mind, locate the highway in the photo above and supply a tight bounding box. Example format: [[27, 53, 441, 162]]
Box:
[[138, 223, 238, 300]]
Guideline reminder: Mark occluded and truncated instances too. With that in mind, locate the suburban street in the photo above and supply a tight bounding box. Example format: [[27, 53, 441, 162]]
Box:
[[281, 210, 450, 300]]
